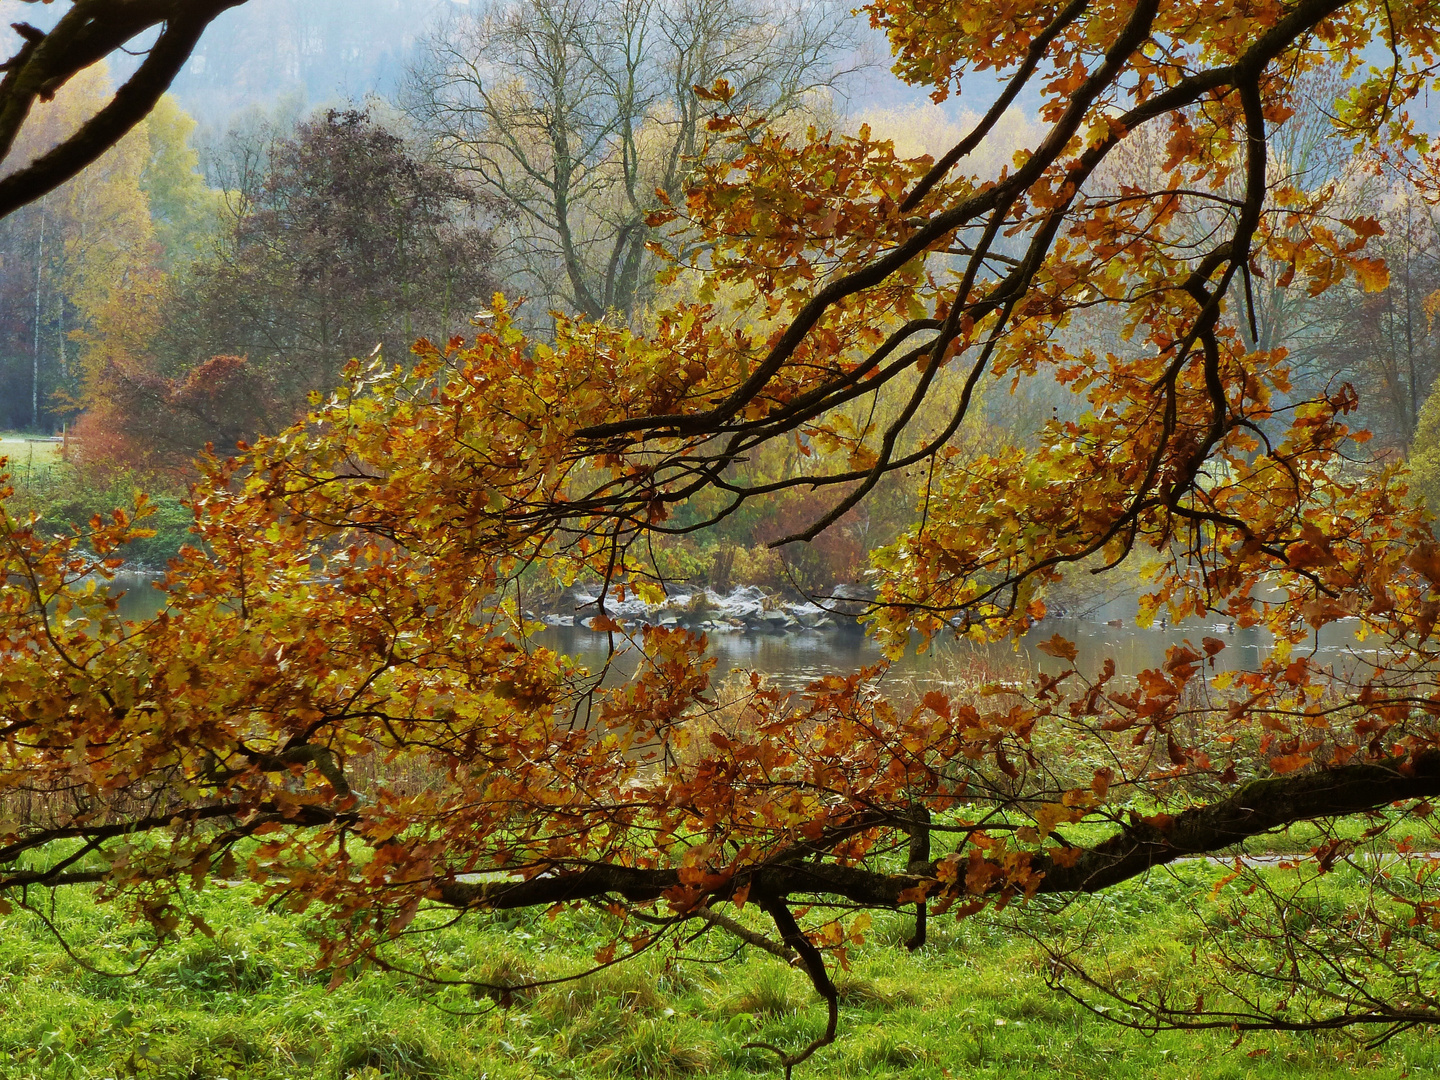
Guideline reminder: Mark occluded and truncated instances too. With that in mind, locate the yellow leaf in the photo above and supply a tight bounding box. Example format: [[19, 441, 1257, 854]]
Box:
[[1351, 256, 1389, 293]]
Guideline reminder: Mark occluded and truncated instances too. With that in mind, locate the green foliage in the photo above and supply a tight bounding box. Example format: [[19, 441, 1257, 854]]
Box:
[[0, 868, 1436, 1079], [5, 457, 194, 569], [1409, 376, 1440, 516]]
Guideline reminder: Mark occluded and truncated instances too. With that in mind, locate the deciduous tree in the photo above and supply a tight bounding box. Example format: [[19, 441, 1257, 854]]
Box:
[[6, 0, 1440, 1068], [81, 108, 502, 470], [405, 0, 858, 323]]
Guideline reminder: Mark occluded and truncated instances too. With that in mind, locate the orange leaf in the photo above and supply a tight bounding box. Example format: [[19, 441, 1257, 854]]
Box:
[[1269, 753, 1312, 775], [1350, 256, 1389, 293], [922, 690, 951, 720], [1091, 767, 1114, 800], [1035, 634, 1078, 662]]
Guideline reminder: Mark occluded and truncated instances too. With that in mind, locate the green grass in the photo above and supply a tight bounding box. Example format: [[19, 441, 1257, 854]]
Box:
[[0, 433, 63, 475], [1, 862, 1436, 1079]]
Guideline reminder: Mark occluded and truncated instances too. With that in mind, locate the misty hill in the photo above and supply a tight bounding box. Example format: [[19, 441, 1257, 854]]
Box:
[[0, 0, 465, 122], [169, 0, 468, 120]]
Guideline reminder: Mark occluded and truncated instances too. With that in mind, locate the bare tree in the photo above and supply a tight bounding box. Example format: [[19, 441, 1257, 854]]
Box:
[[0, 0, 250, 220], [1310, 187, 1440, 449], [406, 0, 860, 323]]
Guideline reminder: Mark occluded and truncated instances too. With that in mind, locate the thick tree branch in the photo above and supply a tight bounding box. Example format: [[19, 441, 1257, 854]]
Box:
[[0, 0, 247, 220], [433, 754, 1440, 914]]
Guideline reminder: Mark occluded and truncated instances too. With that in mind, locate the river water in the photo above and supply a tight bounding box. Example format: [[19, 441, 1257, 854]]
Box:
[[103, 572, 1380, 693]]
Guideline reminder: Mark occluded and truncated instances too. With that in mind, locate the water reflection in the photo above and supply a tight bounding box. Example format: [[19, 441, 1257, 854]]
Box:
[[110, 572, 168, 623], [536, 614, 1378, 695], [104, 571, 1382, 692]]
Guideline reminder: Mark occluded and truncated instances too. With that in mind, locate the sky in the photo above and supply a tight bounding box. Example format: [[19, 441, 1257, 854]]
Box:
[[0, 2, 1431, 145], [0, 0, 998, 124]]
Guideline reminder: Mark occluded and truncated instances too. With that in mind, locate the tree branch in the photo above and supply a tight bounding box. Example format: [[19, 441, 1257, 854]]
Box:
[[434, 754, 1440, 914], [0, 0, 248, 220]]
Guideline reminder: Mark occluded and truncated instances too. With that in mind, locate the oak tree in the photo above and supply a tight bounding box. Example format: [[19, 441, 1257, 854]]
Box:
[[6, 0, 1440, 1069]]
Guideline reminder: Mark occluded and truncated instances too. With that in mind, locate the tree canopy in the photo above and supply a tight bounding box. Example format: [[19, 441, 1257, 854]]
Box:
[[6, 0, 1440, 1070], [76, 107, 502, 472]]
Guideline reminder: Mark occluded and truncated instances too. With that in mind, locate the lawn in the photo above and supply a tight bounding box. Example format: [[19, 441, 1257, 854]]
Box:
[[0, 433, 63, 477], [1, 859, 1434, 1079]]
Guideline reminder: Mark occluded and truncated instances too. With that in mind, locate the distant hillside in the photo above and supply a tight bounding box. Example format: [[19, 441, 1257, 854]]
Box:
[[172, 0, 466, 120], [0, 0, 464, 122]]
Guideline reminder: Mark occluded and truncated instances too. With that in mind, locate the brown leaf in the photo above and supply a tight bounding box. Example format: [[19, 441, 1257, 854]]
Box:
[[1035, 633, 1078, 662], [995, 745, 1019, 778], [1166, 733, 1187, 767], [1406, 543, 1440, 587]]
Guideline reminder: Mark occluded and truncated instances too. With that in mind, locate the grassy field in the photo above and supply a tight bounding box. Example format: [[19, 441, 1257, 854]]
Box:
[[0, 433, 63, 476], [1, 859, 1436, 1080]]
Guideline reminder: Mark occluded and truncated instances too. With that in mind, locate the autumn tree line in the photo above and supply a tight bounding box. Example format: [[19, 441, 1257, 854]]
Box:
[[2, 0, 1436, 591], [1, 0, 893, 587], [4, 2, 1440, 596]]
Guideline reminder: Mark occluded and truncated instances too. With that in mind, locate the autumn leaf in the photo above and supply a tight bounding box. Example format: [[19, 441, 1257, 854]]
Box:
[[1035, 634, 1078, 662], [1269, 753, 1313, 776], [1091, 768, 1114, 800], [1350, 256, 1390, 293], [1406, 543, 1440, 587], [1166, 733, 1187, 767], [922, 690, 952, 720]]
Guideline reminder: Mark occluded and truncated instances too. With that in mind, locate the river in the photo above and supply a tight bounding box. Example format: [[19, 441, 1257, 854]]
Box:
[[101, 571, 1381, 693]]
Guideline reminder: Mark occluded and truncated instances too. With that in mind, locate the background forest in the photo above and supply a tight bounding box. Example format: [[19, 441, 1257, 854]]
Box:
[[4, 2, 1440, 594]]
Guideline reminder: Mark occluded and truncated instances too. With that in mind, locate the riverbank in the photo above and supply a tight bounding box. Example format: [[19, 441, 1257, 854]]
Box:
[[539, 584, 872, 636]]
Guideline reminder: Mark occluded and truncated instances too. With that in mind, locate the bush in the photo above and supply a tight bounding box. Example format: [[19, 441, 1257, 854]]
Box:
[[7, 462, 196, 569]]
